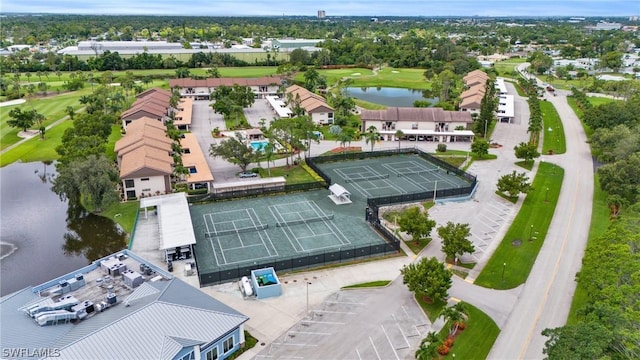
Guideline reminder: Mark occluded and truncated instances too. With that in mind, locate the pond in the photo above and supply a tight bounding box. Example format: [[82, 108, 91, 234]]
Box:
[[346, 87, 438, 107], [0, 162, 128, 296]]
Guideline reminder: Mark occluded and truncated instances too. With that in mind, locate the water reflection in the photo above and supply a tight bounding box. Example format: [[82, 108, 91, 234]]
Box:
[[0, 161, 127, 296], [346, 87, 438, 107]]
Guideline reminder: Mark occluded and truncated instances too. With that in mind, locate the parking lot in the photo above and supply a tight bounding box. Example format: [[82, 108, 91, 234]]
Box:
[[244, 99, 278, 127], [255, 280, 430, 360]]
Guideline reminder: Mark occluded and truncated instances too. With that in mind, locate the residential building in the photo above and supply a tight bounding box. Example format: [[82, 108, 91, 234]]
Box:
[[180, 133, 214, 192], [285, 85, 335, 125], [361, 107, 474, 143], [318, 10, 326, 19], [114, 118, 174, 201], [121, 88, 172, 129], [169, 77, 283, 100], [0, 250, 249, 360], [174, 97, 194, 131]]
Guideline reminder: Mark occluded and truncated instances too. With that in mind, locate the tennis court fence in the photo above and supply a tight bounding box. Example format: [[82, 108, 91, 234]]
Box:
[[187, 180, 328, 204], [194, 242, 398, 287]]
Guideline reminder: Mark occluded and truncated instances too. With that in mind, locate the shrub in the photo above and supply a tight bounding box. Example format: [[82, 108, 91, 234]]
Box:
[[444, 337, 455, 348], [437, 344, 450, 355], [437, 143, 447, 152], [456, 322, 467, 331]]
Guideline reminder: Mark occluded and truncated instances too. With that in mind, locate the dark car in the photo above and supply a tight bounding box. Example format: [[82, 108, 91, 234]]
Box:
[[239, 171, 258, 178]]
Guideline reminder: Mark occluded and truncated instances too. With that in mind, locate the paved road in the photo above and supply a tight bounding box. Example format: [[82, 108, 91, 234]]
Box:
[[488, 67, 594, 359]]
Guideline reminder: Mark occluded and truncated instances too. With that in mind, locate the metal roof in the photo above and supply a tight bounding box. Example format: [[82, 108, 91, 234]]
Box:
[[1, 250, 248, 360], [140, 193, 197, 251]]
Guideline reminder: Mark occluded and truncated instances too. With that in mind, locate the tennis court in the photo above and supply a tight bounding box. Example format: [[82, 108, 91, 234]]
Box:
[[314, 154, 472, 202], [190, 190, 385, 274]]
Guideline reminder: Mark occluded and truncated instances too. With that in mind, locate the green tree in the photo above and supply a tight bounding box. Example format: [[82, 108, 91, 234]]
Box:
[[400, 257, 452, 303], [336, 130, 354, 153], [442, 302, 468, 336], [597, 152, 640, 205], [437, 222, 475, 263], [395, 129, 405, 151], [263, 140, 276, 177], [528, 51, 553, 75], [497, 171, 532, 198], [599, 51, 623, 72], [364, 125, 380, 152], [470, 139, 489, 158], [65, 106, 76, 120], [415, 332, 441, 360], [206, 66, 221, 78], [51, 155, 119, 213], [209, 133, 259, 172], [542, 322, 613, 360], [397, 206, 436, 245], [175, 67, 191, 78], [7, 108, 37, 131], [514, 142, 540, 164]]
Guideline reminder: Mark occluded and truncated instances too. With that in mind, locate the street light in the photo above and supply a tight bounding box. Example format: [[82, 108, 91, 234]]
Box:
[[545, 187, 549, 202], [529, 225, 534, 241], [502, 262, 506, 282]]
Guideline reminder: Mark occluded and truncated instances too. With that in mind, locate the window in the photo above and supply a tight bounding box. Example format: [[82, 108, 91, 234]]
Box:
[[126, 190, 136, 199], [179, 352, 194, 360], [141, 178, 149, 181], [223, 337, 234, 353], [205, 347, 218, 360], [188, 167, 197, 174], [124, 179, 134, 188], [411, 123, 418, 130], [328, 113, 333, 118], [142, 188, 151, 192], [183, 148, 191, 154]]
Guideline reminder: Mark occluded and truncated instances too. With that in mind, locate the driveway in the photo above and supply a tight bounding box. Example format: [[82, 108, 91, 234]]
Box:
[[244, 99, 277, 128]]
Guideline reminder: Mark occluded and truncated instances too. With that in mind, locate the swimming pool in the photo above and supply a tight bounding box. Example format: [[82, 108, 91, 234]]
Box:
[[250, 140, 269, 151]]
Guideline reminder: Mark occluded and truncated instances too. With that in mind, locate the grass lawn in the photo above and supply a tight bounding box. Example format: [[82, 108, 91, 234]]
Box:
[[405, 238, 431, 255], [436, 302, 500, 359], [493, 58, 526, 77], [298, 67, 429, 89], [495, 190, 518, 204], [515, 160, 534, 170], [1, 89, 90, 149], [227, 331, 259, 360], [256, 164, 315, 183], [353, 98, 387, 110], [475, 162, 564, 289], [0, 120, 74, 166], [415, 294, 447, 323], [105, 125, 124, 161], [295, 67, 374, 85], [100, 200, 140, 235], [540, 101, 566, 155], [341, 280, 392, 289], [436, 156, 466, 168]]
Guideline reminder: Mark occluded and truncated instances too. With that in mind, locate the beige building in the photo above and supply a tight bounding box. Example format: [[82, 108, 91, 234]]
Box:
[[284, 85, 335, 125], [460, 70, 490, 114], [361, 107, 474, 143], [120, 88, 171, 129], [169, 77, 283, 100], [180, 133, 214, 192]]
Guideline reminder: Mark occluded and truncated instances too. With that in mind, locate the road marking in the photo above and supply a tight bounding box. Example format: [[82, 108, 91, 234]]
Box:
[[369, 336, 381, 360], [288, 330, 331, 336], [518, 170, 580, 359], [381, 325, 401, 360], [313, 309, 355, 314], [355, 348, 363, 360]]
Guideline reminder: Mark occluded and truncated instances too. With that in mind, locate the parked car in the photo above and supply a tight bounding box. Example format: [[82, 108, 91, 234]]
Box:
[[239, 171, 258, 178]]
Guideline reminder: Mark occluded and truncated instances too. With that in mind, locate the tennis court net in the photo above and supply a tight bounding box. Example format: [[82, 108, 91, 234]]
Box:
[[276, 213, 334, 227], [205, 224, 268, 237], [343, 173, 390, 183], [396, 168, 440, 177]]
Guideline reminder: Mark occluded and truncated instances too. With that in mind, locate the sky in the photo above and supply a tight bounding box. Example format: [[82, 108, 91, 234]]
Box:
[[0, 0, 637, 17]]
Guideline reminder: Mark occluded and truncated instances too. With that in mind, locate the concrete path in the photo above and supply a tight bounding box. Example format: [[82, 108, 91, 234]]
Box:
[[0, 109, 82, 155]]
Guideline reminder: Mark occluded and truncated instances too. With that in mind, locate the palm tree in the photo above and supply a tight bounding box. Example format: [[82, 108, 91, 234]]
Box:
[[207, 66, 221, 78], [65, 106, 75, 120], [395, 129, 405, 151], [415, 332, 441, 360], [364, 125, 380, 152], [264, 140, 275, 177], [337, 131, 353, 153], [442, 302, 468, 336]]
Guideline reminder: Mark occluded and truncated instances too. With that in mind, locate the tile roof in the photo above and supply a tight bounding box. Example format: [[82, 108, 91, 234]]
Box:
[[119, 146, 173, 178], [136, 87, 171, 99], [173, 98, 193, 127], [459, 94, 484, 109], [168, 76, 283, 88], [285, 85, 334, 113], [121, 101, 167, 119], [463, 70, 489, 82], [360, 107, 472, 123], [180, 133, 214, 183]]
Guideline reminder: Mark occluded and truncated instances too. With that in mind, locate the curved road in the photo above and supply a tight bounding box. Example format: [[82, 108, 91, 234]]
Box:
[[486, 66, 594, 358]]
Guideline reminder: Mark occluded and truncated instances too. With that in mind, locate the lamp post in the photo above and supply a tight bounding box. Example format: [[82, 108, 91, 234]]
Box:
[[545, 187, 549, 202], [502, 262, 506, 282], [433, 180, 438, 202], [529, 225, 534, 241]]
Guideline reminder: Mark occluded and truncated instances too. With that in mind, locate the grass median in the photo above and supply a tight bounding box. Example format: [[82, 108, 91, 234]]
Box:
[[474, 161, 564, 289], [540, 100, 566, 155], [436, 302, 500, 360]]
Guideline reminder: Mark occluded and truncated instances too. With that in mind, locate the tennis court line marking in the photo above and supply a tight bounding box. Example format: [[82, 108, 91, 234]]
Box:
[[268, 205, 305, 252], [308, 201, 350, 245], [213, 230, 279, 266]]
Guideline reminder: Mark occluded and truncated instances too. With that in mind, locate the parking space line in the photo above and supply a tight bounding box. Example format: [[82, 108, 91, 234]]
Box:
[[313, 309, 356, 314], [301, 320, 346, 325], [355, 348, 363, 360], [325, 300, 365, 305], [369, 336, 382, 360], [392, 315, 412, 346], [381, 325, 401, 359], [288, 330, 331, 336]]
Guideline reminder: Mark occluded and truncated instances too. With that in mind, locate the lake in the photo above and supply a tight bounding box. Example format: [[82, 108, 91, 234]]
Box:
[[346, 87, 437, 107], [0, 162, 128, 296]]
